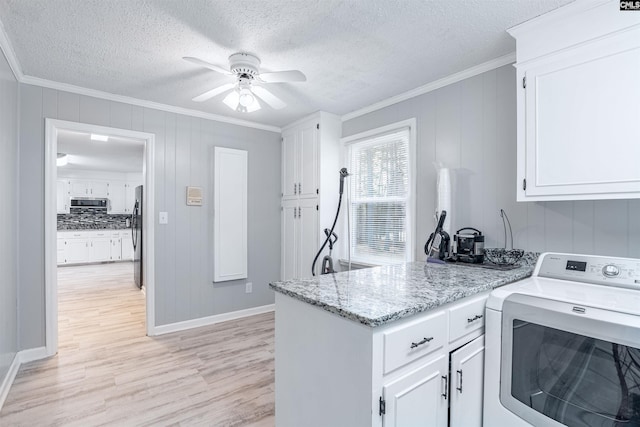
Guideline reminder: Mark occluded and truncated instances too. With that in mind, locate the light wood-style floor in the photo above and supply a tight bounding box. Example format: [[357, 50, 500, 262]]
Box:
[[0, 262, 275, 426]]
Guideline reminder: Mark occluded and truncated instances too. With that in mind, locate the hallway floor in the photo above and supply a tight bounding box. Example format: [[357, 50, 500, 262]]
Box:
[[0, 262, 275, 426]]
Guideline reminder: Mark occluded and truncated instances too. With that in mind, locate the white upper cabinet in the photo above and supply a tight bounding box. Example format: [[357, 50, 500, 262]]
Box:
[[56, 179, 69, 214], [108, 181, 126, 213], [509, 0, 640, 201], [281, 119, 319, 200]]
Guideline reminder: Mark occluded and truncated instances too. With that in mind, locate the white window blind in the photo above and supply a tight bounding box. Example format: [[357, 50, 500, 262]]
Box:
[[348, 127, 411, 265]]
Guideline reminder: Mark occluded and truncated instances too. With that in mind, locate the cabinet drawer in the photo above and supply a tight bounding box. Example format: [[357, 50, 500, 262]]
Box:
[[383, 311, 446, 374], [448, 295, 487, 343]]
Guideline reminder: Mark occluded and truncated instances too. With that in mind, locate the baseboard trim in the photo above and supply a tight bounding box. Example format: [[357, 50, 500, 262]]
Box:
[[0, 353, 20, 411], [154, 304, 275, 336], [19, 347, 49, 364]]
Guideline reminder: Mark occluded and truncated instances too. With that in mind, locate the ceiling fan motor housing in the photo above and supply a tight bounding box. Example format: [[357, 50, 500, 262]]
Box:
[[229, 53, 260, 79]]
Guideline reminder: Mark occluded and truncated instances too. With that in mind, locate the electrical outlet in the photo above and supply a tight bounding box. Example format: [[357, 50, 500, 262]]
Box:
[[245, 282, 253, 293]]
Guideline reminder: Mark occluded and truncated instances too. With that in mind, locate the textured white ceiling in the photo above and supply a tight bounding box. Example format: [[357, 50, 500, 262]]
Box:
[[57, 130, 144, 173], [0, 0, 572, 127]]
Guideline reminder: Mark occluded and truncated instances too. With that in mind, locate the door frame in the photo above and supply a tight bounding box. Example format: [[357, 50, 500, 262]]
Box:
[[44, 118, 157, 357]]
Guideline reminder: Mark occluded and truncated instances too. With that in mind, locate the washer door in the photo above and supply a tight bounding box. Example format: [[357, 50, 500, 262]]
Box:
[[500, 293, 640, 427]]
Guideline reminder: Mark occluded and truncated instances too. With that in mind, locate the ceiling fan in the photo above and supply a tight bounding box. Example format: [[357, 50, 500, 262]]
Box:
[[184, 53, 306, 113]]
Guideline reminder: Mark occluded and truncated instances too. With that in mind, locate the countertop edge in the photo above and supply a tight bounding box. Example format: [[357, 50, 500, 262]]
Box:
[[270, 267, 534, 327]]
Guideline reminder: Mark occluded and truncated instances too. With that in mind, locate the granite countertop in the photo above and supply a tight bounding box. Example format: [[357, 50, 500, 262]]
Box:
[[270, 253, 538, 327], [57, 225, 130, 231]]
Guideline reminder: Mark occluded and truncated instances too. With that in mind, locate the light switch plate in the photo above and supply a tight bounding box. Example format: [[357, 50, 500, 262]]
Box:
[[159, 212, 168, 224]]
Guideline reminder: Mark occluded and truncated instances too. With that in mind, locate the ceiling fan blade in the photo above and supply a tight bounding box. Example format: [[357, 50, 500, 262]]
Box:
[[192, 83, 236, 102], [259, 70, 306, 83], [252, 86, 286, 110], [183, 57, 232, 75]]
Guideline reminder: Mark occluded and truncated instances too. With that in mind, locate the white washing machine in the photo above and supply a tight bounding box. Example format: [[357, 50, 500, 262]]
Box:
[[483, 252, 640, 426]]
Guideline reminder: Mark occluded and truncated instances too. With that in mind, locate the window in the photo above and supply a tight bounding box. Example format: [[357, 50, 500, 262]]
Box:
[[345, 121, 415, 265]]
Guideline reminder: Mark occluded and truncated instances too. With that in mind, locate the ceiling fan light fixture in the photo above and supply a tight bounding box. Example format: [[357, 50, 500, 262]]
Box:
[[238, 88, 255, 107], [56, 153, 68, 167]]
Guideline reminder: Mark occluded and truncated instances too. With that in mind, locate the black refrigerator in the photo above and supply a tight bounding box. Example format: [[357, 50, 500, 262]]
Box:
[[132, 185, 143, 289]]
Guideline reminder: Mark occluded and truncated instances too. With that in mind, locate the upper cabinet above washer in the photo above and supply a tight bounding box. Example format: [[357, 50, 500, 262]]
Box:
[[509, 0, 640, 201]]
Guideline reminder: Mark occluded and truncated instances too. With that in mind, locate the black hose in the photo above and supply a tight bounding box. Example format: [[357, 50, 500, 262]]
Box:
[[311, 193, 343, 276]]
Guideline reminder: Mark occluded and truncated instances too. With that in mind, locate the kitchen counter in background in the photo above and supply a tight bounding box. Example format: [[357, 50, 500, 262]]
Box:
[[269, 253, 537, 327]]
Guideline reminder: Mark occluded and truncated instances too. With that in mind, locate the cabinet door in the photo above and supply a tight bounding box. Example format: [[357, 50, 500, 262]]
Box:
[[521, 31, 640, 200], [298, 121, 318, 199], [125, 182, 138, 213], [450, 335, 485, 427], [298, 199, 318, 278], [108, 182, 126, 213], [121, 232, 134, 261], [110, 237, 122, 261], [281, 201, 298, 280], [282, 129, 297, 199], [57, 239, 66, 265], [68, 180, 90, 197], [90, 181, 109, 197], [66, 239, 90, 263], [56, 180, 69, 213], [383, 354, 448, 427], [90, 238, 111, 262]]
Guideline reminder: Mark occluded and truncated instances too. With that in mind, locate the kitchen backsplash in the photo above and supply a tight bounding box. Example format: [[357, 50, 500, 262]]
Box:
[[58, 208, 130, 230]]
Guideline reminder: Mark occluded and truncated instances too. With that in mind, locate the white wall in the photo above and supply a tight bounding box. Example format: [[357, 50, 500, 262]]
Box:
[[343, 65, 640, 260], [0, 49, 18, 384], [18, 85, 281, 349]]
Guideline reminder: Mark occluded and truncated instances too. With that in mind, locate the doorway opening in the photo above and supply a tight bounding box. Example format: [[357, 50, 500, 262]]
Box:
[[45, 119, 156, 357]]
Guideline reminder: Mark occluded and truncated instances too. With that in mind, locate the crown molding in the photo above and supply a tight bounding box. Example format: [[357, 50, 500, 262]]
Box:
[[0, 19, 23, 80], [20, 75, 281, 133], [341, 52, 516, 122]]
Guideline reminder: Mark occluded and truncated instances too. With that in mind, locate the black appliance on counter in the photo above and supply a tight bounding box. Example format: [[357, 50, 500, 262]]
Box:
[[132, 185, 143, 289], [452, 227, 484, 263]]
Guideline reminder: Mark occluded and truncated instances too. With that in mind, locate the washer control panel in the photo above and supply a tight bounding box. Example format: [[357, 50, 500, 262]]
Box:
[[538, 253, 640, 290]]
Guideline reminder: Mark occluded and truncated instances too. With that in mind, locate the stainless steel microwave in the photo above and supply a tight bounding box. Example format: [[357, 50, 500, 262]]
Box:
[[70, 197, 108, 209]]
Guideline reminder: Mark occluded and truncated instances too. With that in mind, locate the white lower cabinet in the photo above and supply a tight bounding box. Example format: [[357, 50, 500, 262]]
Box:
[[58, 231, 131, 265], [382, 355, 448, 427], [274, 291, 489, 427], [450, 335, 485, 427]]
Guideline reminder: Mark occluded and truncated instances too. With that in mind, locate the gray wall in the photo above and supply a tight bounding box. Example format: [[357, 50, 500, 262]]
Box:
[[0, 50, 18, 381], [343, 65, 640, 260], [18, 85, 281, 349]]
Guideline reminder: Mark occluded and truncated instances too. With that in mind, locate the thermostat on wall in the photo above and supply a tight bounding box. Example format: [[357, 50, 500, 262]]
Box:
[[186, 186, 203, 206]]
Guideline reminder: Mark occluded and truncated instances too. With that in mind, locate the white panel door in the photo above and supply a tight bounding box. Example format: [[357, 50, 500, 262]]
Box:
[[110, 238, 122, 261], [383, 355, 448, 427], [68, 180, 90, 197], [56, 179, 69, 213], [450, 335, 485, 427], [125, 182, 138, 213], [121, 231, 134, 261], [90, 181, 109, 198], [281, 201, 298, 281], [282, 128, 297, 199], [90, 238, 112, 262], [213, 147, 248, 282], [298, 198, 318, 278], [108, 181, 126, 213], [523, 30, 640, 199], [298, 121, 318, 199], [66, 239, 90, 263]]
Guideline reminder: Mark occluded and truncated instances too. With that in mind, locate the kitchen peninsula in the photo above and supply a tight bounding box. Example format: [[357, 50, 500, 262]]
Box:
[[269, 256, 536, 427]]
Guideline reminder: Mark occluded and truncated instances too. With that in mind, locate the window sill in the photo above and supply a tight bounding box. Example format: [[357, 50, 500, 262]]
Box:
[[338, 259, 379, 270]]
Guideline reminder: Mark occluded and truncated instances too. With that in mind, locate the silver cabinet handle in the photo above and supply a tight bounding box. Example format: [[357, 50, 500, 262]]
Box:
[[298, 207, 301, 218], [410, 336, 433, 349], [467, 314, 483, 323], [298, 183, 301, 194], [456, 369, 463, 393], [441, 375, 448, 399], [294, 183, 297, 195], [294, 208, 297, 219]]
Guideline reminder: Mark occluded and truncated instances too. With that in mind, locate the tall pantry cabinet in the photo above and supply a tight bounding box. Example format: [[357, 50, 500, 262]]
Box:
[[281, 112, 341, 280]]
